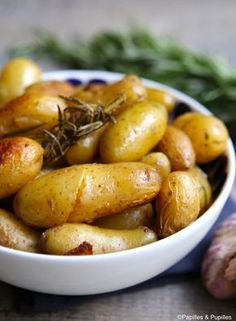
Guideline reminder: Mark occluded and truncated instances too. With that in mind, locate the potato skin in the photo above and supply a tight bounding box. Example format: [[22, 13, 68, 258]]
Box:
[[100, 101, 167, 163], [25, 80, 76, 96], [146, 87, 176, 113], [188, 167, 212, 214], [172, 112, 194, 128], [93, 203, 154, 229], [0, 208, 40, 252], [64, 127, 106, 165], [141, 152, 171, 180], [0, 93, 66, 137], [100, 75, 147, 113], [41, 223, 157, 255], [0, 58, 41, 106], [36, 167, 54, 178], [75, 83, 106, 104], [173, 113, 229, 163], [14, 162, 161, 228], [157, 125, 195, 170], [76, 75, 146, 114], [156, 171, 200, 238], [0, 137, 43, 198]]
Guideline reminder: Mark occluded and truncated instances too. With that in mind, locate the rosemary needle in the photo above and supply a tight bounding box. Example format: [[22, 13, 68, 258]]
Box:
[[42, 95, 124, 164]]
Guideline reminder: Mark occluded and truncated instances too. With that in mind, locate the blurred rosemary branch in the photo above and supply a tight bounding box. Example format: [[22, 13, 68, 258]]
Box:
[[9, 28, 236, 143]]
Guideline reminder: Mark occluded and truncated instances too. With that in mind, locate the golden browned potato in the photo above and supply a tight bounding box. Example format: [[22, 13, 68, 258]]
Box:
[[188, 167, 212, 214], [99, 75, 147, 113], [0, 208, 40, 252], [0, 93, 66, 137], [75, 83, 106, 103], [173, 112, 229, 163], [172, 112, 194, 128], [41, 223, 157, 255], [156, 171, 200, 238], [64, 127, 106, 165], [76, 75, 146, 115], [36, 167, 54, 178], [0, 137, 43, 199], [0, 58, 42, 106], [25, 80, 76, 96], [146, 87, 176, 113], [141, 152, 171, 180], [157, 125, 195, 170], [100, 101, 167, 163], [93, 203, 154, 229], [14, 162, 161, 228]]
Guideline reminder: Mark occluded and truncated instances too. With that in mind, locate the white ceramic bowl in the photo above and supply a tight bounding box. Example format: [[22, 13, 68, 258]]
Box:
[[0, 70, 235, 295]]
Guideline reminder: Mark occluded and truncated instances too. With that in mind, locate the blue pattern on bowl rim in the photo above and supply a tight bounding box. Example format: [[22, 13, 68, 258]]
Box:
[[66, 78, 107, 86]]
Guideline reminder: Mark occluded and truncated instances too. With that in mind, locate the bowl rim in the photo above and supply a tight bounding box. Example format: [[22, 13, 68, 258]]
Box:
[[0, 69, 235, 262]]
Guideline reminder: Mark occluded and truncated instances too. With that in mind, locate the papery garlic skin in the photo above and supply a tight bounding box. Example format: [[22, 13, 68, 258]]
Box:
[[202, 213, 236, 299]]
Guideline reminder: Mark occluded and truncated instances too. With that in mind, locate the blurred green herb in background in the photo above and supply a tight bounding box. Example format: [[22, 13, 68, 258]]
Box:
[[9, 28, 236, 143]]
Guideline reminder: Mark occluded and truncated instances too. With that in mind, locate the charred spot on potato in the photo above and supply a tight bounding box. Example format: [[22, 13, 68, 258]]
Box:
[[66, 241, 93, 255], [204, 132, 209, 140]]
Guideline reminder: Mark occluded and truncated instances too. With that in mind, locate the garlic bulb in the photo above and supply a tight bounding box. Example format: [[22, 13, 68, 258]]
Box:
[[202, 213, 236, 299]]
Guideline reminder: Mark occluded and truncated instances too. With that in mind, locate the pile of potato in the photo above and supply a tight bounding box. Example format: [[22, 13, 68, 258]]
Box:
[[0, 58, 229, 255]]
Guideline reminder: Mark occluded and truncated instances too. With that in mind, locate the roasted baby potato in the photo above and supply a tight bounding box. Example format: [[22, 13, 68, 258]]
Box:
[[99, 75, 147, 113], [0, 93, 66, 137], [41, 223, 157, 255], [25, 80, 76, 97], [14, 162, 161, 228], [146, 87, 176, 113], [76, 75, 146, 114], [75, 83, 106, 103], [100, 101, 167, 162], [93, 203, 154, 229], [173, 112, 229, 163], [157, 125, 195, 170], [172, 112, 193, 128], [156, 171, 200, 238], [0, 58, 41, 106], [188, 167, 212, 214], [0, 208, 40, 252], [141, 152, 171, 180], [36, 167, 54, 178], [0, 137, 43, 199], [64, 127, 106, 165], [0, 60, 228, 255]]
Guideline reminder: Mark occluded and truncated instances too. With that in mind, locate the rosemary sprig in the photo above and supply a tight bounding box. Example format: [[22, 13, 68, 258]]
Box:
[[8, 28, 236, 143], [42, 95, 123, 164]]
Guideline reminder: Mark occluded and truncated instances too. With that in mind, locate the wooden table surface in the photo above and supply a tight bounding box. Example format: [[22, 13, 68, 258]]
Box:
[[0, 1, 236, 320]]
